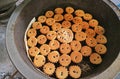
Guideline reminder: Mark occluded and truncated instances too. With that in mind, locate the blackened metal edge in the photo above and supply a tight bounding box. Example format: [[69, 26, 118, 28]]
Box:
[[92, 0, 120, 79], [103, 0, 120, 20]]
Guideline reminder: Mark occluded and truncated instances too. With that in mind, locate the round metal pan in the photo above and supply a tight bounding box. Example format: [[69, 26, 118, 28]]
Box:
[[6, 0, 120, 79]]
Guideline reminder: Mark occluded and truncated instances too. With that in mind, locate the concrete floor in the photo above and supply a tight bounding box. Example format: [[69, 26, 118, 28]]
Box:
[[0, 17, 25, 79]]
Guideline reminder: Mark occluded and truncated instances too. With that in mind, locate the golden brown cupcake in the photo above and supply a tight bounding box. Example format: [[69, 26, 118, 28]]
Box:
[[48, 51, 60, 63], [64, 13, 73, 21], [54, 14, 64, 21], [45, 10, 54, 18], [69, 65, 81, 78], [72, 17, 83, 24], [49, 40, 60, 50], [56, 66, 68, 79], [32, 22, 42, 29], [86, 37, 97, 47], [89, 53, 102, 64], [89, 19, 99, 27], [46, 31, 57, 40], [28, 47, 40, 57], [57, 28, 73, 43], [65, 6, 74, 13], [52, 23, 62, 31], [70, 51, 83, 63], [43, 62, 55, 75], [81, 46, 92, 56], [38, 15, 46, 23], [37, 35, 47, 44], [33, 55, 46, 67], [94, 25, 105, 35], [85, 28, 96, 38], [62, 20, 71, 29], [60, 43, 71, 54], [83, 13, 92, 21], [27, 37, 37, 47], [81, 21, 89, 30], [75, 31, 87, 41], [40, 26, 50, 34], [75, 9, 85, 17], [95, 44, 107, 54], [27, 28, 37, 37], [39, 44, 51, 56], [59, 54, 71, 66], [70, 40, 82, 51], [46, 18, 55, 26], [96, 34, 107, 44], [54, 7, 64, 14], [71, 23, 82, 33]]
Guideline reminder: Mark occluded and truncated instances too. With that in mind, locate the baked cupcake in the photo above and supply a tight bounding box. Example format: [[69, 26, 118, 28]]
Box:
[[43, 62, 55, 75], [70, 51, 83, 63], [33, 55, 46, 67], [59, 54, 71, 66], [56, 66, 68, 79], [69, 65, 81, 78], [48, 51, 60, 63]]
